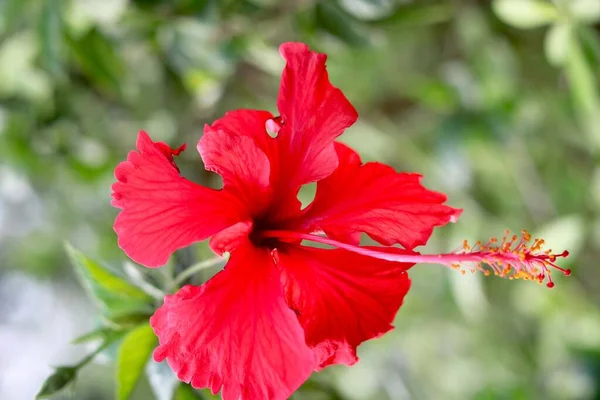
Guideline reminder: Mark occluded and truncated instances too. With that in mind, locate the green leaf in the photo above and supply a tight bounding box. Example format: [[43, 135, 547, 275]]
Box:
[[116, 323, 157, 400], [565, 36, 600, 147], [569, 0, 600, 24], [315, 2, 369, 46], [0, 0, 35, 34], [65, 243, 153, 317], [36, 367, 77, 399], [105, 311, 154, 329], [174, 384, 205, 400], [65, 28, 126, 96], [38, 0, 66, 78], [544, 23, 572, 66], [493, 0, 557, 29], [375, 4, 453, 27]]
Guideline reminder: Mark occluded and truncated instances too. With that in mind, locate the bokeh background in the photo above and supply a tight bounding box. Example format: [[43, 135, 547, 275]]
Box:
[[1, 0, 600, 399]]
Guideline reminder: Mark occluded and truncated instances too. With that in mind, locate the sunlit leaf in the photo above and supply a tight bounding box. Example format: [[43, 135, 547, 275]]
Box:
[[569, 0, 600, 24], [65, 243, 153, 317], [36, 367, 77, 399], [544, 23, 572, 66], [493, 0, 557, 29], [116, 323, 157, 400]]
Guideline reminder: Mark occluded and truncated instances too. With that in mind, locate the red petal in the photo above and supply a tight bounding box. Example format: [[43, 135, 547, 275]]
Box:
[[199, 111, 274, 213], [151, 242, 315, 400], [278, 245, 412, 368], [298, 143, 462, 249], [276, 42, 358, 187], [112, 131, 245, 267]]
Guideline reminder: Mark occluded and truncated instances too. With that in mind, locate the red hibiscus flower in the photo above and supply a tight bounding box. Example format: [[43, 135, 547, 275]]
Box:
[[112, 42, 570, 400]]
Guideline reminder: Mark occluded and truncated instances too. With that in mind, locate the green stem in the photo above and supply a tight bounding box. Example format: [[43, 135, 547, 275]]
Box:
[[172, 256, 227, 288], [75, 331, 123, 369]]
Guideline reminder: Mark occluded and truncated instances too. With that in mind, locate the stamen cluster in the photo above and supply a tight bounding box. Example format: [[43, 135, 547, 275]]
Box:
[[452, 230, 571, 288]]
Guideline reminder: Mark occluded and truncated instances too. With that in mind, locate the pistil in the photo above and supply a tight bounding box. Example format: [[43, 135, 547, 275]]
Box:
[[261, 229, 571, 288]]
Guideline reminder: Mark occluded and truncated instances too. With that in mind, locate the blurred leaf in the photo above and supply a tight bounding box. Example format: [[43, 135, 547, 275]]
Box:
[[315, 2, 369, 46], [66, 28, 126, 96], [66, 243, 154, 317], [107, 311, 154, 328], [0, 0, 35, 33], [338, 0, 395, 21], [174, 384, 206, 400], [578, 25, 600, 67], [36, 367, 77, 399], [565, 37, 600, 146], [493, 0, 557, 29], [544, 23, 572, 66], [116, 323, 157, 400], [374, 3, 452, 26], [38, 0, 66, 78], [569, 0, 600, 24]]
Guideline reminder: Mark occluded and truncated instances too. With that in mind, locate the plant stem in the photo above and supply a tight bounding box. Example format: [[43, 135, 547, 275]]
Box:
[[172, 256, 227, 288]]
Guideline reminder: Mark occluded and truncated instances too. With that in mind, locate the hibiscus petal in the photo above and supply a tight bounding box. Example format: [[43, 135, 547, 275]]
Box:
[[298, 143, 462, 249], [276, 42, 358, 186], [112, 131, 244, 267], [278, 245, 412, 368], [199, 112, 273, 211], [205, 109, 276, 157], [151, 242, 315, 400]]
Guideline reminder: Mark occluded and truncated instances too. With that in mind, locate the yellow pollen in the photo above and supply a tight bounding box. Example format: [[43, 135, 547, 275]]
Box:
[[452, 230, 570, 288]]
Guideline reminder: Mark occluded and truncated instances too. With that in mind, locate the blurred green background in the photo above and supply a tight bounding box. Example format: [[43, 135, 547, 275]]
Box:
[[1, 0, 600, 399]]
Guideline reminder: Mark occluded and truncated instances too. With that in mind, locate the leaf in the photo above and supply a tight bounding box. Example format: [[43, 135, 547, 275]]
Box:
[[0, 0, 35, 34], [315, 2, 369, 46], [565, 36, 600, 147], [373, 3, 453, 27], [569, 0, 600, 24], [36, 367, 77, 399], [38, 0, 66, 78], [116, 323, 157, 400], [174, 384, 206, 400], [105, 311, 153, 329], [544, 23, 572, 66], [338, 0, 395, 21], [493, 0, 557, 29], [65, 243, 153, 317], [65, 28, 126, 96]]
